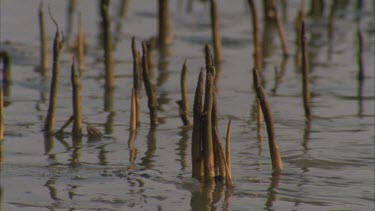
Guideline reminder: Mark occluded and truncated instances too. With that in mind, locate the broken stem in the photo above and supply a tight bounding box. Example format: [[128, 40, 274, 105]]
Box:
[[253, 68, 282, 171], [178, 60, 190, 126]]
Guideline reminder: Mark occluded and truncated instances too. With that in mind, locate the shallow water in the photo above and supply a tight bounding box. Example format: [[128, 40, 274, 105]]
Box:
[[0, 0, 374, 210]]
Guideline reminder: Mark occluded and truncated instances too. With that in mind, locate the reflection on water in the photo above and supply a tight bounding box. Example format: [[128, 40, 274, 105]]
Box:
[[43, 134, 56, 162], [302, 120, 311, 153], [190, 184, 214, 211], [97, 143, 108, 166], [265, 171, 280, 210], [114, 0, 129, 45], [176, 127, 189, 171], [104, 111, 115, 135], [156, 45, 171, 118], [140, 128, 156, 169], [357, 26, 364, 117], [270, 58, 287, 96], [44, 177, 60, 202], [128, 130, 138, 167], [70, 135, 82, 168]]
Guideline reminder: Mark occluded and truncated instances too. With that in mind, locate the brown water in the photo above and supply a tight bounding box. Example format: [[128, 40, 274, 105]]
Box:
[[1, 0, 374, 210]]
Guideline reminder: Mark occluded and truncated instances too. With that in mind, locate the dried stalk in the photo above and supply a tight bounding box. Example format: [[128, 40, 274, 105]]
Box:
[[205, 44, 214, 72], [253, 68, 282, 171], [142, 41, 158, 126], [39, 2, 49, 75], [71, 58, 82, 137], [131, 37, 140, 124], [77, 13, 85, 73], [178, 60, 190, 126], [273, 5, 289, 56], [100, 0, 114, 90], [137, 51, 143, 86], [225, 120, 232, 178], [44, 11, 64, 134], [248, 0, 262, 70], [158, 0, 171, 48], [213, 128, 225, 178], [357, 27, 364, 81], [202, 71, 215, 183], [209, 0, 222, 64], [295, 9, 304, 44], [248, 0, 264, 126], [214, 127, 233, 188], [301, 21, 311, 121], [192, 70, 204, 181], [130, 88, 137, 131]]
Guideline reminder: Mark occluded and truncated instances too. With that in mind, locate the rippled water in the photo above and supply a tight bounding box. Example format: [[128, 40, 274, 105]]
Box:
[[1, 0, 374, 210]]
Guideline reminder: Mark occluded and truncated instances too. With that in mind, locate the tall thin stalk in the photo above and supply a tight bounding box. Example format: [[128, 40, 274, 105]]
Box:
[[357, 27, 364, 81], [77, 13, 85, 73], [71, 58, 82, 137], [142, 41, 158, 126], [248, 0, 263, 126], [273, 5, 289, 56], [192, 70, 204, 181], [225, 120, 232, 179], [130, 88, 137, 131], [100, 0, 114, 90], [209, 0, 222, 64], [158, 0, 171, 48], [214, 127, 233, 187], [253, 68, 282, 171], [44, 11, 64, 134], [178, 60, 190, 126], [202, 70, 215, 183], [248, 0, 262, 70], [131, 37, 140, 125]]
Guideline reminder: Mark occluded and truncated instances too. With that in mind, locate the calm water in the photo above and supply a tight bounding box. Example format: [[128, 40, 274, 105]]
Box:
[[1, 0, 374, 210]]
